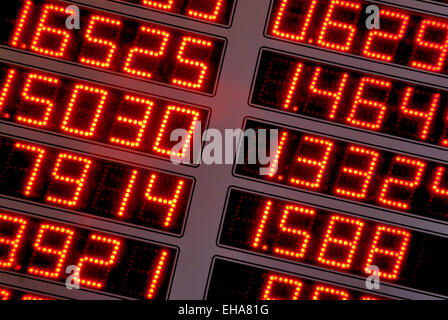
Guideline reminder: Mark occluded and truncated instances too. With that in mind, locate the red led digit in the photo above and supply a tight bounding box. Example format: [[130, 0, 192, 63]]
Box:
[[0, 69, 17, 113], [27, 224, 74, 279], [410, 19, 448, 72], [271, 0, 317, 41], [16, 73, 60, 127], [262, 275, 302, 300], [141, 0, 174, 10], [110, 95, 153, 148], [431, 166, 448, 196], [398, 88, 440, 140], [283, 63, 303, 110], [21, 295, 49, 300], [0, 213, 28, 269], [252, 201, 272, 250], [153, 106, 200, 158], [0, 289, 10, 300], [146, 250, 168, 299], [378, 156, 426, 210], [267, 131, 288, 177], [10, 0, 33, 48], [13, 143, 46, 197], [30, 4, 72, 58], [290, 136, 334, 189], [60, 84, 108, 137], [346, 77, 391, 130], [442, 114, 448, 147], [308, 66, 349, 119], [317, 215, 364, 269], [274, 205, 315, 259], [335, 146, 379, 199], [187, 0, 225, 22], [46, 153, 92, 207], [312, 285, 349, 300], [316, 0, 361, 52], [74, 234, 121, 289], [123, 26, 170, 79], [362, 10, 409, 62], [364, 226, 411, 280], [79, 15, 122, 69], [362, 296, 379, 300], [117, 170, 138, 218], [144, 174, 185, 227], [172, 37, 212, 89]]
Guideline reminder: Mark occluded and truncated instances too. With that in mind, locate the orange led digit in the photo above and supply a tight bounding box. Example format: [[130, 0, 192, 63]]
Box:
[[30, 4, 71, 58], [110, 95, 153, 148], [283, 63, 303, 110], [290, 136, 333, 189], [172, 36, 212, 89], [364, 226, 411, 280], [431, 166, 448, 196], [308, 66, 348, 119], [273, 205, 315, 259], [0, 213, 28, 269], [79, 15, 122, 69], [398, 88, 440, 140], [153, 105, 200, 158], [16, 73, 60, 127], [123, 26, 170, 79], [144, 174, 185, 227], [187, 0, 224, 22], [252, 201, 273, 250], [317, 215, 364, 269], [117, 170, 139, 218], [74, 234, 121, 289], [27, 224, 74, 278], [262, 275, 302, 300], [312, 285, 349, 300], [410, 19, 448, 72], [10, 0, 33, 48], [362, 10, 410, 62], [60, 84, 108, 138], [146, 250, 169, 299], [334, 146, 379, 199], [46, 153, 92, 207], [378, 156, 426, 209], [267, 131, 288, 178], [316, 0, 361, 52], [0, 69, 17, 113], [21, 295, 50, 300], [346, 77, 391, 130], [141, 0, 174, 10], [13, 143, 46, 197]]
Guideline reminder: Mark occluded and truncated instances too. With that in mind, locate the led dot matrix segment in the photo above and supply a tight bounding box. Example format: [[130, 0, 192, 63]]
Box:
[[0, 137, 194, 235], [0, 210, 177, 299], [219, 189, 448, 295], [2, 0, 226, 94], [0, 64, 210, 163], [267, 0, 448, 74], [235, 119, 448, 221], [206, 258, 388, 300], [251, 50, 448, 148], [116, 0, 236, 26]]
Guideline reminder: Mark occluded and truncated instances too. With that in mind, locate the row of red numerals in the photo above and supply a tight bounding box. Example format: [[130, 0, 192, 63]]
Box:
[[11, 1, 217, 90], [0, 212, 169, 298], [0, 68, 201, 159], [271, 0, 448, 72]]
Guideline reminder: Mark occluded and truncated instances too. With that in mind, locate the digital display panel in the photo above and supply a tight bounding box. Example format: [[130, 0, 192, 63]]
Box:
[[0, 287, 54, 300], [0, 210, 177, 299], [251, 49, 448, 148], [206, 258, 388, 300], [235, 119, 448, 221], [266, 0, 448, 74], [115, 0, 236, 26], [219, 188, 448, 295], [1, 0, 226, 94], [0, 137, 194, 235], [0, 64, 210, 162]]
